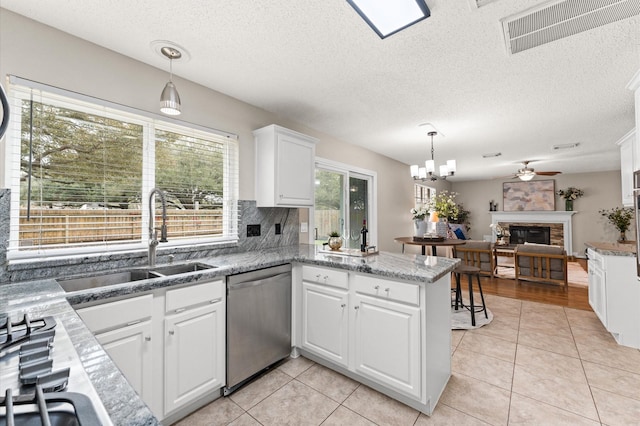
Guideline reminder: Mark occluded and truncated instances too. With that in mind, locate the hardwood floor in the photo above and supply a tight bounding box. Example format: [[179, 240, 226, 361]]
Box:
[[454, 258, 591, 311]]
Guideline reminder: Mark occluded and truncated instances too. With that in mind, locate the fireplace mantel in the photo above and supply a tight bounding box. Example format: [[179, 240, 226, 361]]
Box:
[[490, 211, 577, 254]]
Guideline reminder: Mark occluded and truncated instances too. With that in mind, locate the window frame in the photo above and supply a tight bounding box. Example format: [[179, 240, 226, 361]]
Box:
[[4, 76, 239, 261]]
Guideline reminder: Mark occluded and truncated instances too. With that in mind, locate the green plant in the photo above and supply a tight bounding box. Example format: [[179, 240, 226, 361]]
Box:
[[428, 190, 460, 222], [328, 231, 341, 237], [599, 207, 634, 233], [557, 187, 584, 200]]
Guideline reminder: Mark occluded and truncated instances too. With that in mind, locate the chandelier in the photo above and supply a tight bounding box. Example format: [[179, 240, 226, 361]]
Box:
[[410, 130, 456, 181]]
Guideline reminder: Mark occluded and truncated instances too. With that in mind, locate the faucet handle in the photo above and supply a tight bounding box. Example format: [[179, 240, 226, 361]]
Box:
[[159, 224, 168, 243]]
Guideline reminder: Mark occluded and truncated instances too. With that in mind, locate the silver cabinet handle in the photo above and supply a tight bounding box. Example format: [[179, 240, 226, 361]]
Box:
[[323, 275, 329, 282], [145, 336, 151, 341], [341, 303, 346, 308], [385, 288, 390, 293], [316, 274, 321, 279], [374, 285, 380, 290], [354, 306, 360, 310], [168, 330, 175, 335]]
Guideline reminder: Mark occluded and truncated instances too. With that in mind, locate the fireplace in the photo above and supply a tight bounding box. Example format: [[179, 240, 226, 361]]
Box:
[[509, 225, 551, 245]]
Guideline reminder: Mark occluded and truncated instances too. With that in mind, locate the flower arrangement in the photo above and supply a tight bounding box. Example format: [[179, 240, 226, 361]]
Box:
[[410, 205, 429, 220], [557, 187, 584, 200], [599, 207, 634, 233], [428, 190, 460, 222]]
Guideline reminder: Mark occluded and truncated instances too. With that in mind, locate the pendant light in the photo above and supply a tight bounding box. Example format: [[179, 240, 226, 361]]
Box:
[[160, 46, 182, 116], [410, 127, 456, 181]]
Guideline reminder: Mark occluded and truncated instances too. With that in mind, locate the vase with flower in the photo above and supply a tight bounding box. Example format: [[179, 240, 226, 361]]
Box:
[[599, 207, 634, 243], [556, 187, 584, 211], [410, 206, 429, 237]]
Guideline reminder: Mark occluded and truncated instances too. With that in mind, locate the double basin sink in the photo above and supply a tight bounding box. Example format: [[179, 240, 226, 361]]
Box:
[[57, 262, 215, 293]]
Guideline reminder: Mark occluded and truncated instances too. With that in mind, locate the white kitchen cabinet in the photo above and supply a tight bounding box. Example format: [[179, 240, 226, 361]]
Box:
[[352, 293, 421, 399], [588, 248, 640, 349], [164, 280, 225, 416], [616, 129, 636, 207], [294, 264, 451, 415], [253, 124, 318, 207], [76, 294, 154, 407], [95, 321, 153, 402], [301, 281, 349, 367]]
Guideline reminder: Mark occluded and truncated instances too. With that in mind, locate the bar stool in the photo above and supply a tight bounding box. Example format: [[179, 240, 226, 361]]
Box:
[[453, 264, 488, 327]]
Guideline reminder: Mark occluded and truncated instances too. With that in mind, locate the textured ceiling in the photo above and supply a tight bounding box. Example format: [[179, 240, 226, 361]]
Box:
[[1, 0, 639, 181]]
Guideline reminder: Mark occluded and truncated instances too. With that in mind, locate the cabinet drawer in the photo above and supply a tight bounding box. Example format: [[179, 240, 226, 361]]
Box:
[[77, 294, 153, 334], [353, 274, 419, 306], [587, 248, 603, 271], [302, 265, 348, 289], [166, 280, 223, 313]]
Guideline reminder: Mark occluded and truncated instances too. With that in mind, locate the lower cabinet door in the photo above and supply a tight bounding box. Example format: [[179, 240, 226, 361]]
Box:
[[301, 281, 349, 366], [353, 294, 421, 400], [164, 302, 224, 415], [96, 321, 153, 403]]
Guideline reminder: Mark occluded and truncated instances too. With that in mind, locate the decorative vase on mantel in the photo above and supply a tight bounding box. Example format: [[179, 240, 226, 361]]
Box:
[[414, 219, 428, 237], [618, 231, 627, 243], [565, 199, 573, 211]]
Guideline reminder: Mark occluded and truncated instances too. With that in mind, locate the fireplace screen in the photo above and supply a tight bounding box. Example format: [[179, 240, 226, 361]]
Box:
[[503, 180, 555, 211]]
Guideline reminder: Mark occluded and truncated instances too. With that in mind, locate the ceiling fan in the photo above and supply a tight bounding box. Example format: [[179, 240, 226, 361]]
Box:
[[510, 161, 561, 181]]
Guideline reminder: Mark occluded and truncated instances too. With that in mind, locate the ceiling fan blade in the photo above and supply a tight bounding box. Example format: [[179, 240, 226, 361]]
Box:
[[535, 171, 561, 176]]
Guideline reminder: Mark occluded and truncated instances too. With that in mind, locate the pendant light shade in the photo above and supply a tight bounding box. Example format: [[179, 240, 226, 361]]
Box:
[[159, 46, 182, 116], [160, 81, 181, 115]]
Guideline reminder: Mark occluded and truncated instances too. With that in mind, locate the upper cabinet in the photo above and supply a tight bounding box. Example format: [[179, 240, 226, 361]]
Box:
[[627, 70, 640, 168], [617, 129, 636, 207], [253, 125, 318, 207]]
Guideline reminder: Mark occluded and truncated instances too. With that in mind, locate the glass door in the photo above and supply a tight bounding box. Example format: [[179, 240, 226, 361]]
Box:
[[313, 168, 346, 245], [346, 175, 370, 249]]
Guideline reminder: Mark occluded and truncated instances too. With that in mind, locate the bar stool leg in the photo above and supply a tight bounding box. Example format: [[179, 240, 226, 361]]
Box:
[[467, 273, 476, 326], [454, 272, 462, 310], [476, 274, 488, 319]]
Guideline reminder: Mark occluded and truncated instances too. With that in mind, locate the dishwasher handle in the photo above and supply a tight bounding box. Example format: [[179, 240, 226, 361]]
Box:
[[227, 272, 291, 290]]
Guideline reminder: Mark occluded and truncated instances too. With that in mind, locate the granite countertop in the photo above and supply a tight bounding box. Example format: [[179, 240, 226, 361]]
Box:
[[0, 244, 459, 424], [586, 241, 637, 257]]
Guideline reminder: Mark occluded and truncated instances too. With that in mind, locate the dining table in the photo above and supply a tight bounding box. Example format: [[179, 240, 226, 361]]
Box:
[[394, 237, 467, 256]]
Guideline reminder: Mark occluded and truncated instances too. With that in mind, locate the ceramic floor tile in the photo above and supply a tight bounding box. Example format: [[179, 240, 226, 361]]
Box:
[[248, 380, 338, 425], [277, 355, 315, 378], [227, 413, 262, 426], [470, 312, 520, 343], [508, 392, 600, 425], [413, 404, 490, 425], [457, 331, 517, 362], [342, 385, 420, 426], [517, 327, 579, 358], [297, 364, 359, 403], [451, 348, 514, 390], [439, 373, 511, 426], [320, 406, 376, 425], [583, 360, 640, 401], [565, 307, 607, 333], [174, 397, 244, 426], [591, 386, 640, 425], [230, 369, 292, 410], [483, 294, 522, 316], [573, 330, 640, 375], [452, 329, 466, 351], [515, 345, 585, 383]]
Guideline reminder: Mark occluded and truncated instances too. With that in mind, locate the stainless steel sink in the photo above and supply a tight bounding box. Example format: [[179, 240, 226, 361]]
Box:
[[151, 262, 215, 276], [57, 270, 159, 292]]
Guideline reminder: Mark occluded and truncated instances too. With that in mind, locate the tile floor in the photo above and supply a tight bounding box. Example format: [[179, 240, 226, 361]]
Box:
[[175, 294, 640, 425]]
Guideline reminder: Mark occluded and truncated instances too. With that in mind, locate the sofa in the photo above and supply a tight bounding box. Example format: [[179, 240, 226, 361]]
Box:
[[453, 241, 495, 277], [514, 243, 568, 290]]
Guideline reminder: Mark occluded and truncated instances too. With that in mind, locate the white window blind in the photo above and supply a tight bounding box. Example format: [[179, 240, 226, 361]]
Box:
[[6, 77, 239, 259]]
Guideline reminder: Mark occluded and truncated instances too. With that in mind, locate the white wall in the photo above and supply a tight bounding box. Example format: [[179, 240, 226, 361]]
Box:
[[451, 170, 628, 257], [0, 9, 415, 253]]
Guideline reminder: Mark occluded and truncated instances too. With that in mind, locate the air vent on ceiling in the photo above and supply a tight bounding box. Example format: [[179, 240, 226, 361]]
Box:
[[501, 0, 640, 55]]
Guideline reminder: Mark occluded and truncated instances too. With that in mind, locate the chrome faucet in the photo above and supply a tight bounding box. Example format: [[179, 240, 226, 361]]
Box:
[[148, 188, 168, 267]]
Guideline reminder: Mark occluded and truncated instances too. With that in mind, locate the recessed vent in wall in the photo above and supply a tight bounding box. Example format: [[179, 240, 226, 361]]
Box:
[[501, 0, 640, 55]]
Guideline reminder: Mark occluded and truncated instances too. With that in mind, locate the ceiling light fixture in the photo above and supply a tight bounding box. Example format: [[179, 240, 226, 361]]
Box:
[[410, 130, 456, 181], [347, 0, 430, 39], [159, 46, 182, 116]]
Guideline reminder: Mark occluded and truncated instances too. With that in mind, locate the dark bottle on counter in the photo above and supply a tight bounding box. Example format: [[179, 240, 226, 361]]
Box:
[[360, 219, 368, 252]]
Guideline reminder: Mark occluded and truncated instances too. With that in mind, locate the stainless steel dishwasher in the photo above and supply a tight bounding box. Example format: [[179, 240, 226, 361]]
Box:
[[224, 264, 292, 395]]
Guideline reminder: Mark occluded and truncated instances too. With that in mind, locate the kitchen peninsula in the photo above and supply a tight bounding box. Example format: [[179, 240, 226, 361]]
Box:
[[0, 245, 459, 424]]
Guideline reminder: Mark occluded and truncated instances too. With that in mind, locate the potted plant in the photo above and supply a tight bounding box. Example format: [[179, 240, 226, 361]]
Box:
[[328, 231, 343, 250], [556, 187, 584, 211], [599, 207, 634, 243], [410, 205, 429, 236]]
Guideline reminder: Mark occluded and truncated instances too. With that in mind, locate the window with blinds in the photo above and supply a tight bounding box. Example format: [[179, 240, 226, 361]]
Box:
[[6, 77, 239, 259]]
